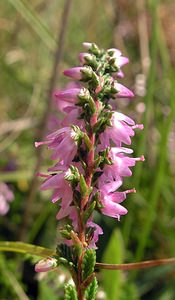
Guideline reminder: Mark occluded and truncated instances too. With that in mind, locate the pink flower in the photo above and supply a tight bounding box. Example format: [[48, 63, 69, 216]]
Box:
[[107, 48, 129, 68], [87, 221, 103, 249], [114, 82, 134, 98], [100, 188, 136, 220], [114, 70, 124, 78], [35, 127, 77, 165], [0, 197, 9, 216], [98, 177, 123, 194], [99, 188, 128, 220], [41, 172, 73, 211], [56, 206, 74, 220], [103, 148, 145, 178], [53, 88, 82, 103], [79, 52, 94, 64], [0, 182, 14, 216], [61, 107, 84, 128], [100, 112, 143, 147]]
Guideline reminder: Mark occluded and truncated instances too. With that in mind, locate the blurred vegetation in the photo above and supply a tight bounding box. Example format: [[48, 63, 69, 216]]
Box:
[[0, 0, 175, 299]]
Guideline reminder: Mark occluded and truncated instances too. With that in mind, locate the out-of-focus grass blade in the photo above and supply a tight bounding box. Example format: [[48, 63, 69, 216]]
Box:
[[0, 254, 30, 300], [0, 241, 55, 257], [123, 0, 159, 246], [39, 281, 59, 300], [7, 0, 57, 51], [102, 230, 124, 300], [0, 171, 33, 181]]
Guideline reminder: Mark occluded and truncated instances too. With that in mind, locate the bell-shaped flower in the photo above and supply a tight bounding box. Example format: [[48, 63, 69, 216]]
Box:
[[100, 112, 143, 147], [103, 147, 145, 178], [99, 188, 128, 220], [35, 127, 78, 165], [41, 172, 73, 211]]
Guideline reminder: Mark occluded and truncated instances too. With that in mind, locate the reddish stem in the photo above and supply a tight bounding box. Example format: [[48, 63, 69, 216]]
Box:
[[76, 99, 99, 300]]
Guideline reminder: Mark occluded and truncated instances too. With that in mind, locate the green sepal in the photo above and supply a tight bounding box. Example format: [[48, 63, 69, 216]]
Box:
[[82, 201, 96, 225], [110, 84, 119, 94], [83, 54, 98, 69], [88, 43, 101, 56], [58, 257, 69, 265], [64, 165, 80, 183], [64, 284, 78, 300], [82, 249, 96, 281], [94, 156, 103, 168], [60, 229, 72, 240], [60, 225, 73, 240], [91, 192, 104, 210], [91, 71, 100, 88], [96, 198, 104, 210], [88, 96, 96, 113], [84, 133, 92, 151], [85, 277, 98, 300], [108, 57, 119, 72], [80, 174, 88, 197], [71, 125, 83, 144], [91, 192, 100, 203], [93, 117, 109, 134], [78, 88, 91, 102], [81, 66, 93, 81]]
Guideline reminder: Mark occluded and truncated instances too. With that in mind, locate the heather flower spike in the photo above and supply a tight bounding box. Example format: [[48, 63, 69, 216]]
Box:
[[35, 42, 144, 299]]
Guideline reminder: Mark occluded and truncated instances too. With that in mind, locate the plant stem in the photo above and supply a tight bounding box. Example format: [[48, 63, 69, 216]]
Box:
[[96, 257, 175, 270], [76, 99, 99, 300]]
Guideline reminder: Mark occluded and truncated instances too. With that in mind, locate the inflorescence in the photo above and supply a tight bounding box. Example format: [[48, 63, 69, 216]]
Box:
[[35, 42, 144, 299]]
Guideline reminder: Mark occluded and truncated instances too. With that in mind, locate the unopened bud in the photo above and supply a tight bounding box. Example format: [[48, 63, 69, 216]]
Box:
[[83, 42, 101, 55], [35, 257, 58, 273]]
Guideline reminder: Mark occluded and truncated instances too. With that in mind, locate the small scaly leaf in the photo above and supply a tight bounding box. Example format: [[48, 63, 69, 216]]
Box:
[[82, 249, 96, 281], [85, 277, 98, 300], [64, 284, 78, 300]]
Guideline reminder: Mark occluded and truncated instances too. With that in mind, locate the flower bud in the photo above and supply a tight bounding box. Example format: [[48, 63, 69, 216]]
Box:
[[53, 88, 82, 103], [113, 82, 134, 98], [64, 66, 93, 81], [35, 257, 58, 273], [79, 53, 98, 69], [64, 165, 80, 182], [82, 42, 101, 55]]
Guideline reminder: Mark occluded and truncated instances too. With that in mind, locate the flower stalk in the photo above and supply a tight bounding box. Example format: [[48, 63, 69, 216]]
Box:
[[35, 42, 144, 299]]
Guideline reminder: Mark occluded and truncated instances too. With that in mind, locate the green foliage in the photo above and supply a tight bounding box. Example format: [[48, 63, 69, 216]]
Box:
[[102, 230, 124, 300], [64, 284, 78, 300], [82, 249, 96, 281], [120, 283, 139, 300], [7, 0, 56, 51], [0, 241, 55, 257], [85, 277, 98, 300]]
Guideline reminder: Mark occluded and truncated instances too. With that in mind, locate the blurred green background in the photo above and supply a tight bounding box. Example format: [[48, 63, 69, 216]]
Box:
[[0, 0, 175, 299]]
